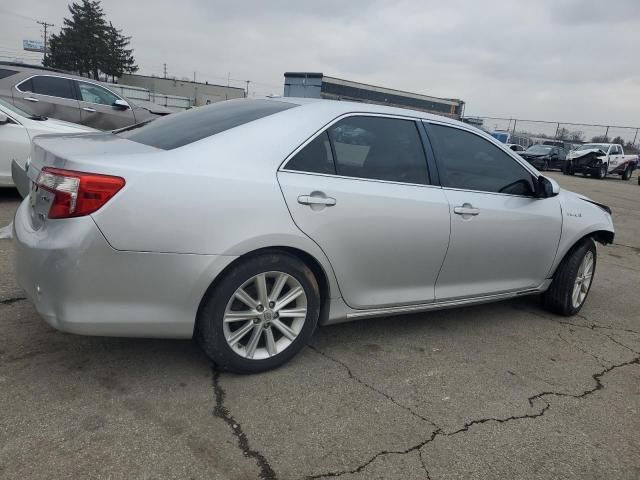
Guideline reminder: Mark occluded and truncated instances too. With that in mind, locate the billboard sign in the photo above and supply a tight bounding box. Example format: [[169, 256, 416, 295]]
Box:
[[23, 40, 44, 53]]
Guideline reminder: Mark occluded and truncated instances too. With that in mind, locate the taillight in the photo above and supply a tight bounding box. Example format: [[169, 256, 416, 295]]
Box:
[[36, 167, 125, 219]]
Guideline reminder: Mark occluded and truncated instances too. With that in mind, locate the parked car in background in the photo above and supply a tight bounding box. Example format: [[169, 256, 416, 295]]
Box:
[[0, 98, 95, 195], [519, 144, 567, 171], [565, 143, 637, 180], [506, 143, 525, 152], [0, 62, 169, 130], [14, 98, 614, 373]]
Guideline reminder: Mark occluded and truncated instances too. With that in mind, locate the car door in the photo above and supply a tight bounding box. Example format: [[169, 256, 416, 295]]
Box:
[[424, 122, 562, 301], [75, 80, 135, 130], [607, 145, 621, 172], [13, 75, 81, 123], [277, 114, 451, 309]]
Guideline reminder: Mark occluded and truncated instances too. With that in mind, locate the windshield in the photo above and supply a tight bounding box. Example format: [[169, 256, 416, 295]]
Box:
[[0, 97, 36, 119], [577, 144, 609, 152], [118, 99, 297, 150], [525, 145, 553, 154]]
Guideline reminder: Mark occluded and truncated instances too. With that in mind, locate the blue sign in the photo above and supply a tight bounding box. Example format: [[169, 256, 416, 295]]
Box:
[[23, 40, 44, 53]]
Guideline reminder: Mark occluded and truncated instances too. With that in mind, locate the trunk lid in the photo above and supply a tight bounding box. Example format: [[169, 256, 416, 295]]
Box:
[[26, 132, 159, 229]]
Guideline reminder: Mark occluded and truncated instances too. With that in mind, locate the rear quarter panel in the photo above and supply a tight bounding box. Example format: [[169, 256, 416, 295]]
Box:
[[90, 105, 345, 297]]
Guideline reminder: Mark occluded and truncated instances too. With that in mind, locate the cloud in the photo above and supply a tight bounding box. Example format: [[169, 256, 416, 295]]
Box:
[[1, 0, 639, 126]]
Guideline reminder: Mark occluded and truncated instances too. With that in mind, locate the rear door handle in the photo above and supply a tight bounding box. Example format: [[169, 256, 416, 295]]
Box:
[[23, 96, 38, 102], [297, 195, 336, 206], [82, 107, 97, 113], [454, 204, 480, 216]]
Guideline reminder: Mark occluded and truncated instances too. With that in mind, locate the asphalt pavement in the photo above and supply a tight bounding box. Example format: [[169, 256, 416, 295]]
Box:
[[0, 171, 638, 479]]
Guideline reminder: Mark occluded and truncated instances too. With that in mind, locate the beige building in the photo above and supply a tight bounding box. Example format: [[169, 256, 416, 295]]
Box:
[[120, 74, 246, 107]]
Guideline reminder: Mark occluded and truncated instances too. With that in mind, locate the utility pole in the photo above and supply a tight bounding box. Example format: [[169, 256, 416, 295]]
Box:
[[245, 80, 250, 98], [163, 63, 167, 79], [193, 71, 196, 82], [37, 20, 54, 61]]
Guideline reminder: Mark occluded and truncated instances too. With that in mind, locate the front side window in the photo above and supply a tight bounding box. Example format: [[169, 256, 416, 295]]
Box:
[[327, 116, 428, 184], [427, 123, 536, 196], [22, 76, 75, 100], [77, 81, 119, 106]]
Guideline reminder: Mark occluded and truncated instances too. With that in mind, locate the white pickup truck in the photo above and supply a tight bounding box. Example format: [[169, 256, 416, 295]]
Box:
[[565, 143, 638, 180]]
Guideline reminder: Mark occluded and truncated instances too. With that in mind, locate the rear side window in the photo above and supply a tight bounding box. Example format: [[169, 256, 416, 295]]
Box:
[[20, 75, 76, 100], [0, 68, 18, 79], [328, 116, 428, 184], [427, 123, 536, 196], [286, 132, 335, 174], [119, 99, 297, 150]]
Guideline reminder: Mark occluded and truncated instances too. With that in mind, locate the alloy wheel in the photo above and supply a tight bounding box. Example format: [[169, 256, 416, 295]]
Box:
[[223, 271, 308, 360], [571, 251, 594, 309]]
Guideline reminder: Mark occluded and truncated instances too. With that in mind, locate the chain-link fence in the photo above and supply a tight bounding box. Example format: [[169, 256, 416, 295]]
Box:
[[467, 117, 640, 152]]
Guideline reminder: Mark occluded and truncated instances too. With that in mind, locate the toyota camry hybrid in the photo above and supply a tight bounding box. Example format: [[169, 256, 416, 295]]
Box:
[[13, 98, 614, 373]]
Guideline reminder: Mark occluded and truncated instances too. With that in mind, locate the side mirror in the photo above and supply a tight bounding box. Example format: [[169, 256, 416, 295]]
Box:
[[113, 99, 130, 110], [538, 175, 560, 198], [0, 113, 8, 124]]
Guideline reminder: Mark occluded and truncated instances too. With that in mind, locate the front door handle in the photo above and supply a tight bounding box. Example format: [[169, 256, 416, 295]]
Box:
[[82, 107, 97, 113], [454, 204, 480, 216], [23, 96, 38, 102], [297, 195, 336, 207]]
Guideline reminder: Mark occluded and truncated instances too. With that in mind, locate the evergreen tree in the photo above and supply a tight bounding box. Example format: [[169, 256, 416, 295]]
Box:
[[44, 0, 137, 81]]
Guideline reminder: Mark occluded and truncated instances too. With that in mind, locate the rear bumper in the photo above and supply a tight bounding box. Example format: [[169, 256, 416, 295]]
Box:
[[13, 200, 237, 338], [11, 159, 29, 197]]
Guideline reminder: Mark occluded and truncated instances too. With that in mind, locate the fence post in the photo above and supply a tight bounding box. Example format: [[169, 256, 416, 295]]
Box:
[[633, 128, 639, 146]]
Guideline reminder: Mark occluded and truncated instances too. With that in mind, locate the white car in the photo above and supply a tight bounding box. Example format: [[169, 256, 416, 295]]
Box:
[[565, 143, 638, 180], [0, 98, 95, 195]]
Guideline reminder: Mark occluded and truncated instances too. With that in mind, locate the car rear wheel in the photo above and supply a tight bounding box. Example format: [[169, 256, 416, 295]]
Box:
[[542, 239, 596, 316], [196, 252, 320, 373], [541, 160, 549, 171], [622, 166, 632, 180]]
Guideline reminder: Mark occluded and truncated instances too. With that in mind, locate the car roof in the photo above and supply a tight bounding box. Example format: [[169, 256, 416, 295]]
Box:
[[0, 61, 71, 75], [278, 96, 466, 128]]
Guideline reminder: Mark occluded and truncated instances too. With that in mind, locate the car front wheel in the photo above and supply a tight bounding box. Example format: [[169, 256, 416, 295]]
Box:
[[196, 252, 320, 373], [543, 239, 596, 316], [595, 164, 607, 179]]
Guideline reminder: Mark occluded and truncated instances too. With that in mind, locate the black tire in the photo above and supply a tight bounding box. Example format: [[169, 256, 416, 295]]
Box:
[[563, 164, 574, 175], [542, 238, 596, 316], [622, 167, 632, 181], [196, 252, 320, 373], [596, 163, 607, 179], [541, 160, 549, 171]]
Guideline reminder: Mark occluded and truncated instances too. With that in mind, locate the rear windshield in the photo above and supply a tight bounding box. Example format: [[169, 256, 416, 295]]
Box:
[[118, 99, 297, 150]]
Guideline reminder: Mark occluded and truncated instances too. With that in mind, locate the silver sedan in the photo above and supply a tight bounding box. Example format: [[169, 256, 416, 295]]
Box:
[[13, 98, 614, 373]]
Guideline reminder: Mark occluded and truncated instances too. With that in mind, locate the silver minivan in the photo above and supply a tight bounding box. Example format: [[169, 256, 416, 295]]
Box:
[[0, 62, 167, 130]]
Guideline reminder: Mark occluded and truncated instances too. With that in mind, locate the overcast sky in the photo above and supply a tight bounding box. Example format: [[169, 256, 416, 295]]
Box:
[[1, 0, 639, 126]]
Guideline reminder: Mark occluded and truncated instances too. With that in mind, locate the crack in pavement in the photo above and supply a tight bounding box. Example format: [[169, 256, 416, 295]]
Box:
[[418, 449, 432, 480], [211, 367, 277, 480], [305, 350, 640, 479], [0, 296, 26, 306], [557, 331, 607, 367], [308, 345, 440, 429], [604, 334, 640, 355], [305, 429, 442, 479], [511, 305, 640, 336]]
